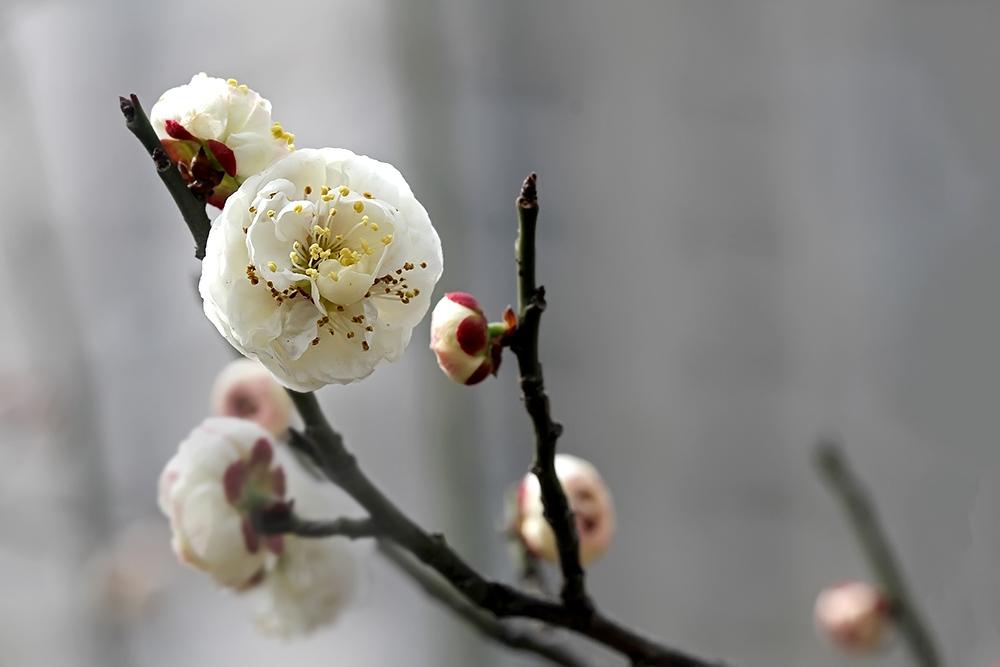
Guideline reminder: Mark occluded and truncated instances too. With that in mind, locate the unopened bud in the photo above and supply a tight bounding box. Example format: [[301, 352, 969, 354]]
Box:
[[211, 359, 294, 437], [814, 581, 891, 653], [516, 454, 616, 566], [430, 293, 508, 385]]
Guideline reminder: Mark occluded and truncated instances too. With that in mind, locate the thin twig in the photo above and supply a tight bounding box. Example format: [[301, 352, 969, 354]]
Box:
[[378, 540, 594, 667], [119, 94, 211, 259], [510, 173, 591, 614], [815, 440, 941, 667]]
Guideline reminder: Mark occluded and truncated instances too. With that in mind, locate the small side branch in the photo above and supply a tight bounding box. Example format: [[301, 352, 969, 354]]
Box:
[[119, 94, 211, 259], [252, 507, 378, 540], [378, 541, 594, 667], [511, 173, 591, 614], [815, 440, 941, 667]]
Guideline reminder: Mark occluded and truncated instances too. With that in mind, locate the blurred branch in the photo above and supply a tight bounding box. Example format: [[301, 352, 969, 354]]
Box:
[[815, 440, 941, 667], [378, 541, 595, 667], [509, 173, 591, 614], [252, 506, 378, 540], [119, 94, 211, 260]]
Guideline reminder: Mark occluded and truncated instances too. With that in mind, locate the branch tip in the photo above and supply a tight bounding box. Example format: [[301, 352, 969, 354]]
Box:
[[519, 172, 539, 208], [119, 95, 136, 121]]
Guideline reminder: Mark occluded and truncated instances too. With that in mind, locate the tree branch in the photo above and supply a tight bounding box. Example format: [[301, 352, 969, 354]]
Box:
[[120, 93, 721, 665], [510, 173, 591, 614], [119, 94, 211, 259], [815, 440, 941, 667], [378, 540, 595, 667], [285, 391, 716, 667]]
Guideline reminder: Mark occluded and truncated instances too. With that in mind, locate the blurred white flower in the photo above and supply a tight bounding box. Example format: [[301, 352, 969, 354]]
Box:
[[158, 417, 287, 589], [253, 537, 357, 638], [814, 580, 890, 653], [211, 358, 294, 437], [150, 73, 293, 207], [200, 148, 443, 391], [88, 519, 175, 621], [517, 454, 616, 566], [429, 292, 503, 385]]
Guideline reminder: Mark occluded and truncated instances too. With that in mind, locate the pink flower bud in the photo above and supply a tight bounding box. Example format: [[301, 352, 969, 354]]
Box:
[[516, 454, 616, 566], [211, 359, 294, 437], [814, 581, 890, 653], [430, 293, 502, 385]]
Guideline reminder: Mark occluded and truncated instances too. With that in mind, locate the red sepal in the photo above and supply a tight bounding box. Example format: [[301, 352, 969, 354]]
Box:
[[164, 119, 196, 141]]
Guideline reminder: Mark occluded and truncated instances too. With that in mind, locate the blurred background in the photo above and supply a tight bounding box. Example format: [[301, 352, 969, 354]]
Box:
[[2, 1, 1000, 665]]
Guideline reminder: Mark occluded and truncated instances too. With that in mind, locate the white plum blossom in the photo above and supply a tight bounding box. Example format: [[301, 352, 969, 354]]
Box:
[[517, 454, 616, 566], [150, 73, 294, 207], [158, 417, 288, 589], [430, 292, 502, 385], [211, 358, 294, 437], [814, 581, 890, 653], [253, 537, 357, 638], [200, 148, 443, 391]]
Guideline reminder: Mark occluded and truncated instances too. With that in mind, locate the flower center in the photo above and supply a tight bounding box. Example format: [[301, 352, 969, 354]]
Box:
[[243, 180, 433, 353]]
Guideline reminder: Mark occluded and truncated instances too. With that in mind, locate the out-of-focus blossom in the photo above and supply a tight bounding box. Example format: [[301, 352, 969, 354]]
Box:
[[253, 537, 356, 638], [814, 580, 890, 653], [516, 453, 616, 566], [200, 148, 443, 391], [211, 358, 294, 437], [150, 73, 293, 207], [89, 520, 175, 620], [158, 417, 287, 589]]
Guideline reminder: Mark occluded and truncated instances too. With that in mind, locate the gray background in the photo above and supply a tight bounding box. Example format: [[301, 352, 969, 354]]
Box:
[[1, 1, 1000, 665]]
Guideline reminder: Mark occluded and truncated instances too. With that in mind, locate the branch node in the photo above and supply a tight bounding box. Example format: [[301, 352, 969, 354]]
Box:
[[151, 146, 171, 172]]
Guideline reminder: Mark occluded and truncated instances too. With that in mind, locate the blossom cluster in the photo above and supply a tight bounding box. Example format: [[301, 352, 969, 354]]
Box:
[[151, 74, 443, 391], [152, 74, 619, 643]]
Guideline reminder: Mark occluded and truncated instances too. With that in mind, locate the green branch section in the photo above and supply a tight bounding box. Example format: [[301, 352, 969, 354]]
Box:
[[815, 441, 941, 667], [122, 91, 720, 667]]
